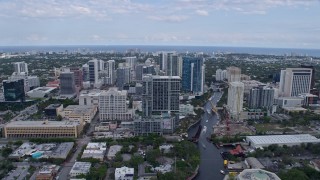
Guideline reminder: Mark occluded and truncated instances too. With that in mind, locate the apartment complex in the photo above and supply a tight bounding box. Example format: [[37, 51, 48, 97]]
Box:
[[142, 75, 181, 117]]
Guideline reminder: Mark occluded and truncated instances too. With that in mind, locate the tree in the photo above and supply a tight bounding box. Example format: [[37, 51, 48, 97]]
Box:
[[1, 147, 13, 158], [279, 169, 308, 180]]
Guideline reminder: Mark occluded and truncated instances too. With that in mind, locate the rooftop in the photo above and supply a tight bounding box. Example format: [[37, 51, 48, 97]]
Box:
[[70, 162, 91, 173], [115, 166, 134, 177], [247, 134, 320, 145], [237, 169, 280, 180], [28, 87, 57, 93], [45, 104, 62, 109], [6, 120, 80, 128]]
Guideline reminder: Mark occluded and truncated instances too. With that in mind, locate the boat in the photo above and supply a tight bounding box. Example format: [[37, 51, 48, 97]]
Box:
[[206, 120, 208, 122], [220, 170, 225, 175]]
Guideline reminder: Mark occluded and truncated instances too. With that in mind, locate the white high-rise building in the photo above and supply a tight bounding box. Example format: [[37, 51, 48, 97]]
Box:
[[99, 88, 132, 121], [227, 82, 244, 119], [13, 62, 28, 74], [222, 70, 227, 80], [227, 66, 241, 82], [99, 60, 105, 71], [279, 68, 312, 97], [124, 57, 137, 70], [216, 69, 223, 81], [101, 60, 116, 85]]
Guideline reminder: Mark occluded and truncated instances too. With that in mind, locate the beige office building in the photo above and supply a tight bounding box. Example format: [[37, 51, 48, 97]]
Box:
[[61, 105, 98, 123], [4, 120, 83, 138]]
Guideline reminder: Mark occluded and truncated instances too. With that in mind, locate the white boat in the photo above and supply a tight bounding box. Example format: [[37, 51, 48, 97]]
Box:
[[220, 170, 225, 175], [206, 120, 208, 122]]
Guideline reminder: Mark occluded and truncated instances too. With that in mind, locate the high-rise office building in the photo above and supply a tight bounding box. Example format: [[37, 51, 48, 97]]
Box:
[[248, 86, 275, 110], [166, 53, 182, 76], [279, 68, 313, 97], [13, 62, 28, 74], [227, 66, 241, 82], [88, 59, 99, 85], [70, 67, 83, 89], [142, 75, 180, 117], [227, 82, 244, 118], [60, 72, 76, 95], [181, 57, 205, 94], [116, 66, 131, 90], [82, 64, 89, 82], [301, 65, 315, 89], [3, 79, 25, 101], [99, 88, 132, 121]]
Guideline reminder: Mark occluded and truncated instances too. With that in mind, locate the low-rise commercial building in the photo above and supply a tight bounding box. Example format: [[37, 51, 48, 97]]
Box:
[[36, 165, 60, 180], [107, 145, 122, 160], [115, 166, 134, 180], [79, 89, 101, 106], [81, 142, 107, 161], [4, 120, 83, 138], [246, 134, 320, 149], [44, 104, 63, 117], [26, 87, 57, 98], [62, 105, 97, 123], [69, 162, 91, 177]]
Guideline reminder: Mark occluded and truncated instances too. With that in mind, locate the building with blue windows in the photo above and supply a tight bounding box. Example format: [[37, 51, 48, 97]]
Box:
[[3, 79, 25, 102], [181, 57, 205, 94]]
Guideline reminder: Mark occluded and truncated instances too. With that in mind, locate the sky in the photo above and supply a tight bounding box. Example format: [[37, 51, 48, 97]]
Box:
[[0, 0, 320, 49]]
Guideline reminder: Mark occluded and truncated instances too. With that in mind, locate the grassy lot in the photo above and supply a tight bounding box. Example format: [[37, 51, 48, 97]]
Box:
[[254, 123, 294, 134]]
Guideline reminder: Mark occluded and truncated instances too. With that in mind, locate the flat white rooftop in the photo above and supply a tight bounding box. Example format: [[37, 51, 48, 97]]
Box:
[[6, 120, 79, 128], [247, 134, 320, 147]]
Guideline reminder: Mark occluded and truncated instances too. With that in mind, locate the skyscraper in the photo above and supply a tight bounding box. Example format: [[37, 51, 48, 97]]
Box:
[[82, 64, 89, 82], [13, 62, 28, 74], [181, 57, 205, 94], [60, 72, 76, 95], [142, 75, 181, 117], [227, 66, 241, 82], [101, 60, 116, 85], [166, 53, 181, 76], [124, 57, 137, 70], [116, 66, 131, 90], [70, 67, 83, 89], [3, 79, 25, 101], [227, 82, 244, 118], [88, 59, 99, 85], [279, 68, 313, 97], [248, 86, 275, 110], [301, 65, 315, 89]]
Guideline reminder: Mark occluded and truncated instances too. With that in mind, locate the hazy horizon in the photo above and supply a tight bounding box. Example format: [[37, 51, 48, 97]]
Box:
[[0, 0, 319, 49]]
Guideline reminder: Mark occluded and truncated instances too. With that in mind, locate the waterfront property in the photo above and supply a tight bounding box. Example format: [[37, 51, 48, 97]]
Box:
[[246, 134, 320, 149]]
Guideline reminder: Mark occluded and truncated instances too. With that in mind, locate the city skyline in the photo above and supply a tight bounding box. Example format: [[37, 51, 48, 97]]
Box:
[[0, 0, 319, 49]]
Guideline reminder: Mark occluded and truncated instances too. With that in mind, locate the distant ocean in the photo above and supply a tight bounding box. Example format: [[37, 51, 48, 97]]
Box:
[[0, 45, 319, 57]]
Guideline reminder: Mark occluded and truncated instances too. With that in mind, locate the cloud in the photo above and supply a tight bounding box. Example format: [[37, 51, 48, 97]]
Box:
[[195, 10, 208, 16], [26, 34, 48, 42], [148, 15, 188, 22]]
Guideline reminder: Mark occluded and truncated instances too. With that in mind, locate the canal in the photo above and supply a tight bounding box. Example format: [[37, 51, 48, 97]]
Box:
[[188, 92, 227, 180]]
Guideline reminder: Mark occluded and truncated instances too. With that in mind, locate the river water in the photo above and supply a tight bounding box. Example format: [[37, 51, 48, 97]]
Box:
[[188, 92, 227, 180]]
